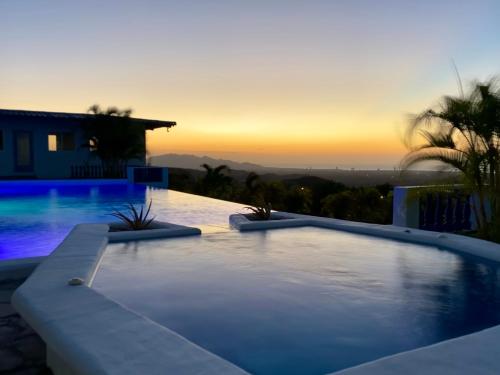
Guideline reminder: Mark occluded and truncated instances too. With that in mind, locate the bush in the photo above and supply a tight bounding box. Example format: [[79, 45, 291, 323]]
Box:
[[321, 187, 392, 224]]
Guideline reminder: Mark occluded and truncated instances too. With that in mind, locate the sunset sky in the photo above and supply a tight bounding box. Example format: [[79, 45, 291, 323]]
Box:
[[1, 1, 499, 168]]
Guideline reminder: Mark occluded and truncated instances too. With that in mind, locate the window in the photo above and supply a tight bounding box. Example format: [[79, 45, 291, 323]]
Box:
[[48, 134, 57, 151], [48, 132, 75, 152], [61, 133, 75, 150], [0, 130, 3, 151]]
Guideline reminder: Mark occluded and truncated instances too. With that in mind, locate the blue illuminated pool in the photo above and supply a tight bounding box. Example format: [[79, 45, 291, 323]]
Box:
[[93, 227, 500, 374], [0, 180, 243, 260]]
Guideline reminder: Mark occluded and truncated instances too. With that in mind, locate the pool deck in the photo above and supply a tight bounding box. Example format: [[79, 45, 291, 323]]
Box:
[[7, 213, 500, 375], [0, 277, 52, 374]]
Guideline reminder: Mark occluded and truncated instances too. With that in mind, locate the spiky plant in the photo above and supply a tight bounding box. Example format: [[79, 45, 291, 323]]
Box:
[[244, 202, 272, 220], [111, 200, 155, 230]]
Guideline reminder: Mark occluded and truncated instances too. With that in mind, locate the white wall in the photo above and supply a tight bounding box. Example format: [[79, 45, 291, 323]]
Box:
[[392, 186, 420, 228]]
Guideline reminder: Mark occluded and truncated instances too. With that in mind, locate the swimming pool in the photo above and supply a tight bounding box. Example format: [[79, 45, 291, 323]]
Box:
[[0, 180, 243, 260], [93, 227, 500, 375]]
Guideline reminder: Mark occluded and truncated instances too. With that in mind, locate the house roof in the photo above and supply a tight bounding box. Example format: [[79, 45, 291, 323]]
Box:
[[0, 109, 176, 130]]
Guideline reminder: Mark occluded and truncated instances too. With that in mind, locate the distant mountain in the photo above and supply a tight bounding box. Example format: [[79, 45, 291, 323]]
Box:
[[149, 153, 266, 172], [149, 153, 461, 187]]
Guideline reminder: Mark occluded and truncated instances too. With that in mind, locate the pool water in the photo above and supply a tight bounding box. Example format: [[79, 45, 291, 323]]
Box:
[[93, 227, 500, 374], [0, 181, 243, 260]]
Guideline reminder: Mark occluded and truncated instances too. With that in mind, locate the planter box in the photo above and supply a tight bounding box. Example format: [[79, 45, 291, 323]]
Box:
[[107, 221, 201, 242], [229, 213, 311, 231]]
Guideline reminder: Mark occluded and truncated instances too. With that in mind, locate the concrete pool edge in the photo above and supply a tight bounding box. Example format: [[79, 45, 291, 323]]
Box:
[[11, 223, 247, 375], [230, 212, 500, 374], [11, 213, 500, 375], [230, 212, 500, 262], [331, 323, 500, 375], [107, 221, 201, 242]]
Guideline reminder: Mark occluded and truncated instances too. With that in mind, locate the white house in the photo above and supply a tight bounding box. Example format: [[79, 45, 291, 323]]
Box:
[[0, 109, 175, 179]]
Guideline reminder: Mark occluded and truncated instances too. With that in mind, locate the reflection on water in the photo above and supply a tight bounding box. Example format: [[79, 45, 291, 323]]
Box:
[[0, 181, 243, 259], [396, 251, 500, 341], [93, 227, 500, 375]]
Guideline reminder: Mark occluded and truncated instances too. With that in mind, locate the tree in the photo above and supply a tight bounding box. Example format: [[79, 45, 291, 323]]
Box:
[[283, 186, 312, 214], [321, 191, 356, 220], [239, 171, 265, 205], [198, 164, 234, 198], [321, 188, 391, 224], [283, 176, 346, 215], [245, 172, 261, 194], [258, 181, 288, 211], [401, 80, 500, 239], [82, 105, 146, 176]]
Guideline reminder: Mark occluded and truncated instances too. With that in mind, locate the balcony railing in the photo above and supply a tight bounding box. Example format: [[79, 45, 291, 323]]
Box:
[[70, 164, 127, 179], [127, 166, 168, 188], [418, 191, 472, 232], [393, 186, 476, 232]]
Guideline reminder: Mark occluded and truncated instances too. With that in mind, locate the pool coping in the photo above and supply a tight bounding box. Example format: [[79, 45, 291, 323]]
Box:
[[230, 212, 500, 262], [11, 223, 248, 375], [230, 212, 500, 374], [11, 213, 500, 375], [107, 221, 200, 242], [0, 179, 127, 185]]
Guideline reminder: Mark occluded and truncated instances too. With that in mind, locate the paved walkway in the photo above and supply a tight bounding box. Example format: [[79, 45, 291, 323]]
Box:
[[0, 278, 52, 375]]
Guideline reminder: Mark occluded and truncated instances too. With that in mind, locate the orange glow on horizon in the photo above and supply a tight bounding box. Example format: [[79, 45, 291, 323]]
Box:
[[2, 1, 498, 168], [147, 129, 405, 156]]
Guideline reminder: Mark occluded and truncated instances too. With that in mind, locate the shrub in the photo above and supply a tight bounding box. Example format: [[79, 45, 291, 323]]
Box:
[[321, 188, 392, 224], [244, 202, 272, 220], [111, 200, 155, 230]]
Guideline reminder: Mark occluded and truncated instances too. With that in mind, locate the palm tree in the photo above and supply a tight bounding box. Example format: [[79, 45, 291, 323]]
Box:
[[245, 172, 261, 193], [199, 164, 233, 198], [82, 105, 146, 176], [401, 79, 500, 239]]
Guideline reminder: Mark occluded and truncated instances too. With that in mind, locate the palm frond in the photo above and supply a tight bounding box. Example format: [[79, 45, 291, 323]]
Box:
[[401, 148, 467, 172], [214, 165, 230, 174], [201, 164, 212, 172], [419, 129, 457, 149]]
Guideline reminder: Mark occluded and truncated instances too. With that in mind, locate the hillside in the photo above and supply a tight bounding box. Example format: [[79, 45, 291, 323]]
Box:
[[154, 154, 461, 187], [150, 153, 265, 172]]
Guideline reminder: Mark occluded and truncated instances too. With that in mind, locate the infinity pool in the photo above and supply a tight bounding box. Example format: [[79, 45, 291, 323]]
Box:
[[93, 227, 500, 375], [0, 180, 242, 260]]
